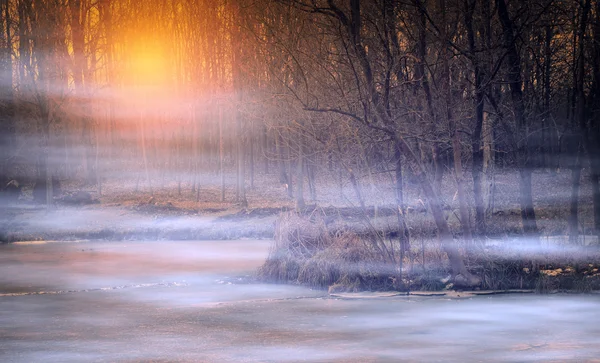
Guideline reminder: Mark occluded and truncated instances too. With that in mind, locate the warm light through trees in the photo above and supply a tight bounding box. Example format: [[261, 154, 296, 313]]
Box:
[[128, 41, 169, 87], [2, 0, 600, 283]]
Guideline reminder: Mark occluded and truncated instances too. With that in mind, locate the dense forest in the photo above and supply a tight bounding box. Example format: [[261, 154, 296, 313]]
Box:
[[1, 0, 600, 289]]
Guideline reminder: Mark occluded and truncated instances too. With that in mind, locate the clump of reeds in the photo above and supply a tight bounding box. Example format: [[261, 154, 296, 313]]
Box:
[[259, 210, 397, 291]]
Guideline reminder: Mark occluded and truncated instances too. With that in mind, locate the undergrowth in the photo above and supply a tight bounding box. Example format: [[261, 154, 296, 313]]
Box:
[[258, 210, 600, 293]]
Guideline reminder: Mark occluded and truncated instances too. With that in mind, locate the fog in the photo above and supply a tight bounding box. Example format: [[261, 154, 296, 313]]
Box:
[[1, 240, 599, 362], [3, 0, 600, 360]]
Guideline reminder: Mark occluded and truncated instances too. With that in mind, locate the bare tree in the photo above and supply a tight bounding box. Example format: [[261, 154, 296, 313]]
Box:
[[496, 0, 539, 237]]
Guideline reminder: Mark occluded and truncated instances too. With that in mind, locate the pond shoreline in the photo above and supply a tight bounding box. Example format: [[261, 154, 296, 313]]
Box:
[[2, 239, 600, 362]]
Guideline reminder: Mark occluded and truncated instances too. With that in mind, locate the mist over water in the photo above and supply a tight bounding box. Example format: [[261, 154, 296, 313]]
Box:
[[2, 122, 599, 361], [3, 0, 600, 360], [1, 240, 599, 363]]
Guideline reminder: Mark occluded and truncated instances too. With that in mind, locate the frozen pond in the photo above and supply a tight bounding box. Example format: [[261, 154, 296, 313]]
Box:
[[1, 240, 599, 362]]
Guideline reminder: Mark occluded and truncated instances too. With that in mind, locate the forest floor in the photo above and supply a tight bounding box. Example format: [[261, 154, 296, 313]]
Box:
[[1, 167, 600, 292], [1, 167, 597, 243]]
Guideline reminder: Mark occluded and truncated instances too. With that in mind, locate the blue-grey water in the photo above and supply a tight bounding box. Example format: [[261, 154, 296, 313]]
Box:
[[1, 240, 599, 362]]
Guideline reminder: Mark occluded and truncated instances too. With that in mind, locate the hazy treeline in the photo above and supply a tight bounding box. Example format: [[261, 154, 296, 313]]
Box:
[[1, 0, 600, 278]]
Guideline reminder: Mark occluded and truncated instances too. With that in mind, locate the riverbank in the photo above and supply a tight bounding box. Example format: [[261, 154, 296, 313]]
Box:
[[1, 239, 600, 363]]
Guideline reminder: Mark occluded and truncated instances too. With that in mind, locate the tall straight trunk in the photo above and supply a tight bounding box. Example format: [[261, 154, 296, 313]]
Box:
[[219, 106, 225, 202], [140, 110, 152, 194], [452, 134, 473, 242], [235, 106, 247, 207], [69, 0, 94, 184], [414, 0, 434, 119], [415, 163, 478, 284], [191, 105, 198, 193], [569, 0, 590, 243], [355, 127, 376, 208], [542, 25, 553, 170], [348, 166, 366, 210], [230, 1, 246, 206], [335, 136, 344, 199], [199, 108, 206, 174], [295, 123, 305, 211], [481, 0, 498, 217], [0, 0, 14, 183], [394, 142, 410, 258], [414, 0, 441, 193], [440, 0, 472, 244], [387, 0, 411, 273], [88, 22, 98, 190], [275, 129, 289, 193], [285, 125, 294, 198], [432, 145, 444, 193], [42, 111, 53, 209], [17, 0, 30, 87], [592, 171, 600, 237], [464, 0, 486, 236], [589, 0, 600, 237], [263, 125, 269, 173], [497, 0, 538, 237], [175, 131, 181, 196], [569, 145, 582, 243], [95, 124, 102, 196], [31, 0, 60, 207], [249, 125, 254, 189], [99, 0, 117, 156], [482, 112, 496, 214]]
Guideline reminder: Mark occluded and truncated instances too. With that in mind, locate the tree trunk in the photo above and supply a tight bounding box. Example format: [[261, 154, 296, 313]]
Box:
[[464, 0, 486, 236], [295, 128, 305, 211], [190, 105, 197, 194], [96, 124, 102, 196], [497, 0, 539, 237], [415, 162, 480, 285], [569, 0, 591, 243], [219, 105, 225, 202], [99, 0, 117, 159], [592, 171, 600, 237], [348, 166, 366, 210], [542, 25, 553, 170], [69, 0, 95, 185], [432, 145, 444, 193], [440, 0, 472, 245], [236, 109, 247, 207], [394, 141, 410, 262], [231, 1, 247, 207], [452, 133, 473, 243], [482, 113, 496, 215], [263, 125, 269, 174], [588, 0, 600, 238], [140, 110, 152, 194], [249, 121, 255, 189], [569, 143, 582, 243], [275, 129, 290, 195], [0, 0, 14, 184], [45, 157, 53, 208], [285, 126, 294, 198]]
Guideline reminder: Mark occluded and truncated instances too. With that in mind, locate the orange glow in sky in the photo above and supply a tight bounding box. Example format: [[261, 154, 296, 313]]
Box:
[[130, 42, 168, 87], [122, 36, 176, 113]]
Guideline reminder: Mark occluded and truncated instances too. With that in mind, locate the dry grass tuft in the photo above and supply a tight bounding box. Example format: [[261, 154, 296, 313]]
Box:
[[259, 211, 600, 293], [259, 210, 398, 291]]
